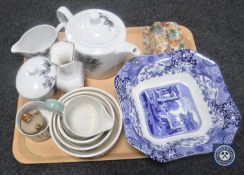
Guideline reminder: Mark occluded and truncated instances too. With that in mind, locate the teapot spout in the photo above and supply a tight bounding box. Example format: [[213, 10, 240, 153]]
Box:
[[118, 42, 140, 56]]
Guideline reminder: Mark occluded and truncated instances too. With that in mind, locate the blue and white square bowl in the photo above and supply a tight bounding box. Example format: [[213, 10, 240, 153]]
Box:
[[114, 49, 241, 162]]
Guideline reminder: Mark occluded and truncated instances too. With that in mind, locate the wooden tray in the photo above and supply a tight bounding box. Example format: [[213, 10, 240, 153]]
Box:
[[12, 26, 197, 164]]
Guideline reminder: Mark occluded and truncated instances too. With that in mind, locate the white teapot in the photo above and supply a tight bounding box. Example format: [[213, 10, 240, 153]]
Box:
[[56, 6, 140, 79]]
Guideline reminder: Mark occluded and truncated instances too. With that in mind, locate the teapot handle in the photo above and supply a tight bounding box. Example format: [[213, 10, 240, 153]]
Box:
[[56, 6, 73, 23]]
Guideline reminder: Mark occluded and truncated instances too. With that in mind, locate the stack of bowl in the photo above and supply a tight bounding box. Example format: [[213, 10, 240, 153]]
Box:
[[50, 87, 122, 158]]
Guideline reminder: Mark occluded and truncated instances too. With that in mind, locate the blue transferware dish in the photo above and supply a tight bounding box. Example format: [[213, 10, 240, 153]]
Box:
[[114, 49, 241, 162]]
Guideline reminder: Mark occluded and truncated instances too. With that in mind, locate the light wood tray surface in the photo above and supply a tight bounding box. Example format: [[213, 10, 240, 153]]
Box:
[[12, 26, 196, 164]]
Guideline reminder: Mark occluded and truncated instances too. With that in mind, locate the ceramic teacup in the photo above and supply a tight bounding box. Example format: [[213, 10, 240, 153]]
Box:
[[16, 101, 52, 142], [45, 95, 114, 138]]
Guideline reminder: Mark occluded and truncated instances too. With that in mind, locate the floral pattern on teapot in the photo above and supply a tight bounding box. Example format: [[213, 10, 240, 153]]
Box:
[[75, 52, 102, 71]]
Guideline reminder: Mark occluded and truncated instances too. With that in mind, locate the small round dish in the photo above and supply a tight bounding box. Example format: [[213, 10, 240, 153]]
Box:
[[53, 116, 107, 151], [57, 91, 114, 145], [57, 116, 103, 145]]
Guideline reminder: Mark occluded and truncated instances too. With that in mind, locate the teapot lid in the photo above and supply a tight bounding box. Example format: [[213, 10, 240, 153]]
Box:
[[65, 9, 126, 55], [16, 56, 56, 100]]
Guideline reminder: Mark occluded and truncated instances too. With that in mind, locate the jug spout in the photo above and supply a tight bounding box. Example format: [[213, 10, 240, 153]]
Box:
[[117, 42, 140, 56], [11, 41, 32, 58], [11, 41, 21, 53], [11, 41, 36, 59]]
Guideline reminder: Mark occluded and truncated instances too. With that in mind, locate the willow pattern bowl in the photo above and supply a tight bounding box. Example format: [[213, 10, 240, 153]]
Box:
[[114, 49, 241, 162]]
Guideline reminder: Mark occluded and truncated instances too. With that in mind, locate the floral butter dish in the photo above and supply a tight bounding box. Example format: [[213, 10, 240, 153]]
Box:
[[143, 22, 185, 54], [114, 49, 241, 162]]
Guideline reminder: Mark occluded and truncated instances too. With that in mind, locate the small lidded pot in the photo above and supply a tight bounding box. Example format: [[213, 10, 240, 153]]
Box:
[[16, 56, 56, 100], [56, 6, 140, 79]]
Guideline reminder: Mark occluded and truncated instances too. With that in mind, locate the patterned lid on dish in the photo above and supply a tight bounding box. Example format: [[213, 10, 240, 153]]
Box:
[[16, 56, 56, 100]]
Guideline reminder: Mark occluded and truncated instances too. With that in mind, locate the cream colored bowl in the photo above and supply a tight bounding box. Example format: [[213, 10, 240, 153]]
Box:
[[53, 93, 115, 151], [50, 87, 122, 158], [57, 91, 115, 145]]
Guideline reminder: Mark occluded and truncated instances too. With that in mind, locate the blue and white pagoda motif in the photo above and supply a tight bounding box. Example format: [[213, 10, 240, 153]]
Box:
[[139, 83, 201, 138]]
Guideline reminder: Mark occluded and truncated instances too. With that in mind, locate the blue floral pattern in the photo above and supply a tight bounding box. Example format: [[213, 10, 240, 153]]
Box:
[[114, 49, 241, 162]]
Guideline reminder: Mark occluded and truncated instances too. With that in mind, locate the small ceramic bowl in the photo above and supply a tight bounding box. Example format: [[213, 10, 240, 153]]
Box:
[[16, 101, 52, 142], [53, 95, 114, 138], [57, 91, 114, 145], [54, 116, 108, 151], [52, 93, 115, 151], [57, 115, 103, 145], [50, 87, 122, 158]]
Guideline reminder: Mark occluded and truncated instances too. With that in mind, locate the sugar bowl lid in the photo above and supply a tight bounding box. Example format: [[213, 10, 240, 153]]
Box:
[[16, 56, 56, 100], [64, 9, 126, 54]]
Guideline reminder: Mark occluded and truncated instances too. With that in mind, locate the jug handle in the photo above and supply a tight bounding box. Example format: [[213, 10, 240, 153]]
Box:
[[44, 99, 64, 116], [56, 6, 73, 23]]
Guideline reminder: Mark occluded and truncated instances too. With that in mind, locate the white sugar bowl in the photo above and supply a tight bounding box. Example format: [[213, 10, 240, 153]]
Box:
[[56, 6, 140, 79], [16, 56, 56, 100]]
